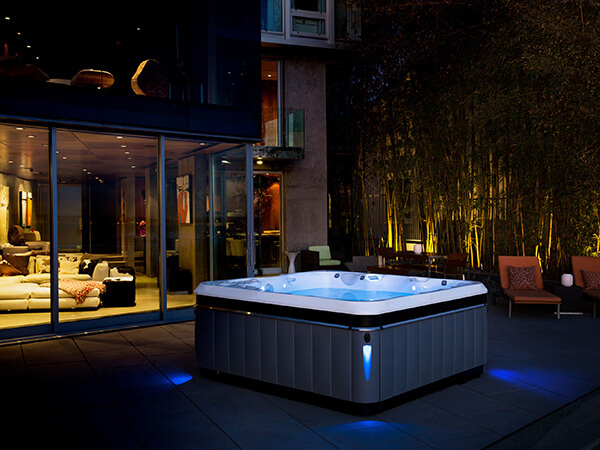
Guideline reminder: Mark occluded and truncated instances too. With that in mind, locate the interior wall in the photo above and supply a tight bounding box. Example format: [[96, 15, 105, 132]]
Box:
[[178, 155, 209, 287], [0, 173, 37, 245]]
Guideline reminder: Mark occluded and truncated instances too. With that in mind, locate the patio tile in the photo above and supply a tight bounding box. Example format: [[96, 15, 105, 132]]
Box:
[[489, 387, 569, 416], [462, 406, 539, 435], [83, 347, 150, 370], [377, 398, 492, 443], [488, 354, 595, 400], [429, 431, 505, 450], [128, 410, 236, 450], [223, 418, 335, 449], [120, 326, 192, 356], [464, 367, 533, 395], [111, 384, 198, 420], [0, 344, 26, 375], [189, 385, 292, 426], [95, 362, 172, 391], [263, 393, 366, 429], [22, 337, 84, 365], [75, 331, 135, 353], [422, 385, 512, 417], [316, 420, 432, 449]]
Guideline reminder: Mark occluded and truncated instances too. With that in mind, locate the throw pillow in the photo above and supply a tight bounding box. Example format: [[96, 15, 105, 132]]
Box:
[[3, 254, 30, 275], [582, 270, 600, 290], [79, 258, 100, 276], [35, 255, 51, 273], [0, 259, 22, 276], [59, 260, 81, 275], [507, 265, 537, 290]]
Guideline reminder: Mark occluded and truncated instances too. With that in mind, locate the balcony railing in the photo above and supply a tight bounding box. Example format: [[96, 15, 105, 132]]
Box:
[[255, 108, 304, 160]]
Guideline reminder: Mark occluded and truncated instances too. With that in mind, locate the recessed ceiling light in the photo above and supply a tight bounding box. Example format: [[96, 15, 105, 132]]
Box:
[[8, 160, 13, 164], [116, 136, 124, 139], [27, 135, 36, 138], [121, 145, 127, 148], [124, 151, 130, 154], [62, 156, 67, 159], [15, 127, 24, 130], [131, 165, 136, 169]]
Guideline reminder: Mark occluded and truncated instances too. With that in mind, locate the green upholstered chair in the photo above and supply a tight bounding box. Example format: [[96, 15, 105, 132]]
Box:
[[300, 245, 346, 271]]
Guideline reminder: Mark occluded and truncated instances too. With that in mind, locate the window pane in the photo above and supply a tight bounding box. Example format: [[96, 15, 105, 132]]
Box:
[[261, 60, 279, 146], [165, 138, 210, 310], [292, 0, 326, 13], [0, 124, 50, 331], [261, 0, 283, 32], [56, 130, 159, 323], [292, 17, 326, 35]]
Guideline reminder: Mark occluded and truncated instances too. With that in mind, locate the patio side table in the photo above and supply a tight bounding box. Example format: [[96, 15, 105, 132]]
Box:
[[552, 284, 584, 315]]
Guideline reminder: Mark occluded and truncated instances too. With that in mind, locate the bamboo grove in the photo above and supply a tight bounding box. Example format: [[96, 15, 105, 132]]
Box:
[[340, 0, 600, 278]]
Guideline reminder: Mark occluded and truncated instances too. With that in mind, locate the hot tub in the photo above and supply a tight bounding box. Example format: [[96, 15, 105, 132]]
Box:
[[195, 271, 488, 414]]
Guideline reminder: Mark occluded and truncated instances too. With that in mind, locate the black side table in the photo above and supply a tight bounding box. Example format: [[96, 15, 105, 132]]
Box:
[[552, 284, 584, 315]]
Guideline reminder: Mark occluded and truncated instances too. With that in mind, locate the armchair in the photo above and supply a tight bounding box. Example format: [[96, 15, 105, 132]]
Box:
[[300, 245, 346, 271]]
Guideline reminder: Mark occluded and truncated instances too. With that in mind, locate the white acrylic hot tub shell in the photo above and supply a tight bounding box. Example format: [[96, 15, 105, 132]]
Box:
[[194, 270, 487, 315]]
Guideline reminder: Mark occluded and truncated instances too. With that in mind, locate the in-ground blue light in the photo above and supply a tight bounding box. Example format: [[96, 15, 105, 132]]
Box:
[[363, 344, 372, 381], [169, 372, 193, 385]]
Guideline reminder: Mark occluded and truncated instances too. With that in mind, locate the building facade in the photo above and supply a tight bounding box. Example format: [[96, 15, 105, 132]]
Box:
[[0, 1, 261, 342], [256, 0, 357, 273], [0, 0, 355, 343]]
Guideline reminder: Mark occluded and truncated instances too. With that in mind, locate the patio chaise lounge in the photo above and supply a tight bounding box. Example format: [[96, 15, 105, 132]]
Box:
[[498, 255, 561, 318], [571, 255, 600, 318]]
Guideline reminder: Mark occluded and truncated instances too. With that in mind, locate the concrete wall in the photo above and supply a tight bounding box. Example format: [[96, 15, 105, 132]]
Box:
[[283, 58, 328, 253]]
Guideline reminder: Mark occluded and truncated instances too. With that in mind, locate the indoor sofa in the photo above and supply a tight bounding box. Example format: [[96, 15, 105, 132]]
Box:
[[0, 251, 115, 311]]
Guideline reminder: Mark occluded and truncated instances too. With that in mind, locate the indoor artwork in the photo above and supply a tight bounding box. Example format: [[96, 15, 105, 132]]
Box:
[[177, 175, 192, 224]]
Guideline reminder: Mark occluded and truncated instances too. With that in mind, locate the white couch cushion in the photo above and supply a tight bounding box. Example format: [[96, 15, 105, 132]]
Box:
[[29, 287, 101, 298], [22, 273, 91, 284], [0, 275, 25, 284], [0, 283, 38, 299]]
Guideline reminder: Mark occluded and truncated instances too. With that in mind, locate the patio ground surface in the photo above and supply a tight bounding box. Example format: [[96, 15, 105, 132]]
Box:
[[2, 298, 600, 449]]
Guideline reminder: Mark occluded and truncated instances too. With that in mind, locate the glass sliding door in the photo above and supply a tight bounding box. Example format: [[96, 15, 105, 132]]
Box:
[[211, 146, 249, 280], [165, 137, 211, 310], [0, 123, 51, 334], [254, 172, 282, 275], [56, 130, 160, 323]]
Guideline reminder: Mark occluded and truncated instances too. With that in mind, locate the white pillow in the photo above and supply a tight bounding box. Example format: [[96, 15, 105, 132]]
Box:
[[36, 255, 51, 273], [59, 260, 80, 275], [92, 261, 109, 281]]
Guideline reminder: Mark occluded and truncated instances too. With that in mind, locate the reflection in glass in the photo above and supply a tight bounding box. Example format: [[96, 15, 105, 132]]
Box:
[[0, 124, 50, 330], [165, 138, 210, 310], [212, 147, 248, 280], [56, 130, 159, 323], [254, 173, 282, 275]]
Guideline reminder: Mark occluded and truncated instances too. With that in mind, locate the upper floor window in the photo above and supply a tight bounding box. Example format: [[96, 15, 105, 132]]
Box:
[[261, 0, 330, 40], [291, 0, 327, 38], [262, 0, 283, 33]]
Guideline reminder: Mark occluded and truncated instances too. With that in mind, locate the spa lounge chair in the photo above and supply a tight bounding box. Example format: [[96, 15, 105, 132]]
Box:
[[300, 245, 346, 271], [498, 256, 561, 318], [571, 255, 600, 318]]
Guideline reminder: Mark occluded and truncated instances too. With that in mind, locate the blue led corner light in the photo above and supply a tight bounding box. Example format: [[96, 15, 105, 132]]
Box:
[[363, 344, 372, 381]]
